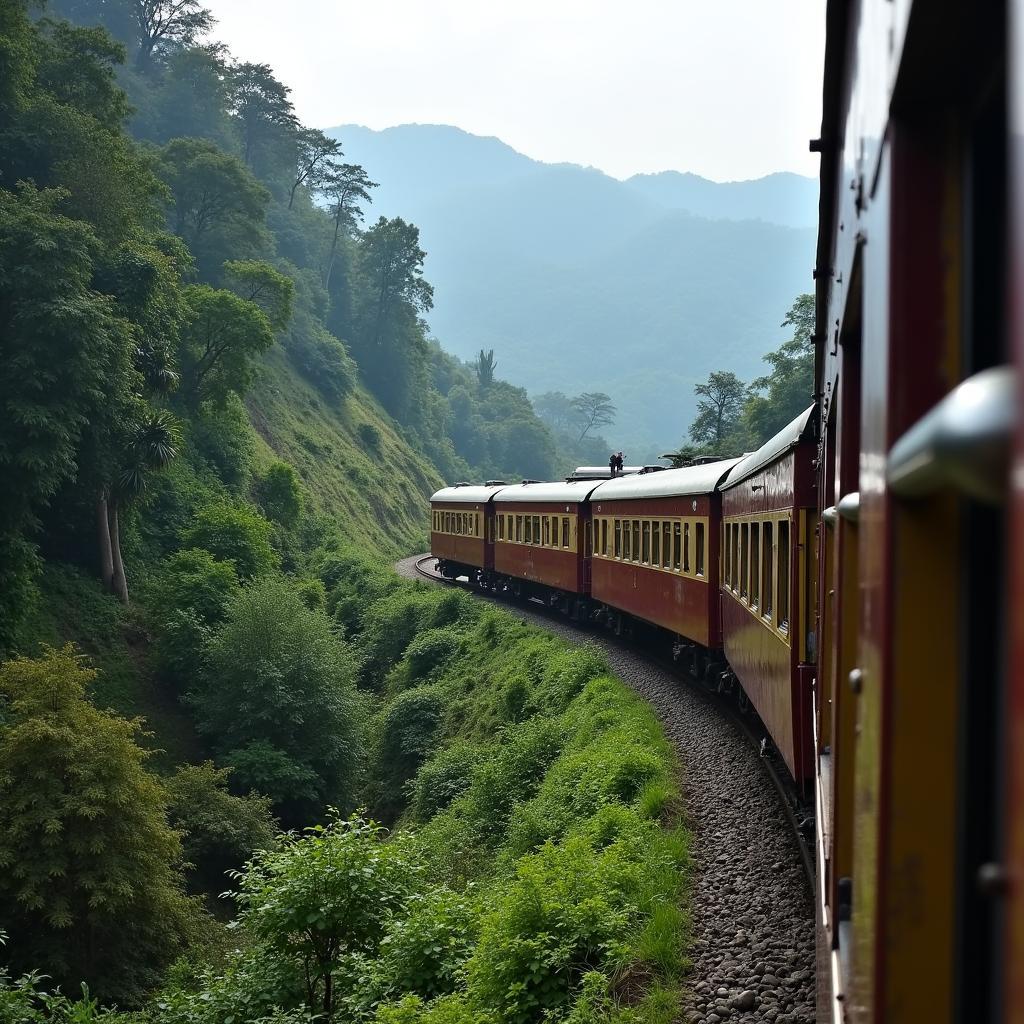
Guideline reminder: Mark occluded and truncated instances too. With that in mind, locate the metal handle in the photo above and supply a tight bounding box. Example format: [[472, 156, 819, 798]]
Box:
[[837, 491, 860, 522], [886, 366, 1016, 505]]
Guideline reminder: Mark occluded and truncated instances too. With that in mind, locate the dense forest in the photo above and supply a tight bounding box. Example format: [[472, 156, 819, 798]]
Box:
[[0, 3, 690, 1022]]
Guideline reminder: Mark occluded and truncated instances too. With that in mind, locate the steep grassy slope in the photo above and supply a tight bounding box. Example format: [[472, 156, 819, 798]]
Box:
[[248, 347, 441, 556]]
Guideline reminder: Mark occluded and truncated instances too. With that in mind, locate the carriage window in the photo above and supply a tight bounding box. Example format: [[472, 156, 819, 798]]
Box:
[[615, 519, 622, 557], [623, 520, 631, 560], [533, 516, 541, 544], [762, 521, 774, 620], [733, 524, 740, 589], [750, 523, 760, 607], [723, 522, 730, 581], [740, 523, 749, 598], [777, 520, 790, 629], [562, 517, 570, 548], [696, 522, 705, 577], [526, 516, 533, 543], [515, 515, 523, 542], [683, 522, 691, 573], [672, 522, 681, 570], [499, 515, 505, 540], [602, 519, 609, 555], [631, 520, 641, 562], [543, 516, 551, 546], [660, 523, 669, 567], [651, 521, 660, 566], [642, 521, 651, 563]]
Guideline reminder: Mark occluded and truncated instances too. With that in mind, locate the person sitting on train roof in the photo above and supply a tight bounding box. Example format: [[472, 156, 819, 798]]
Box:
[[609, 453, 618, 478], [615, 452, 624, 473]]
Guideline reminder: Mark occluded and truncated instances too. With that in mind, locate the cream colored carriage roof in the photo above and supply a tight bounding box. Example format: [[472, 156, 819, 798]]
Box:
[[589, 459, 741, 501], [721, 405, 816, 489], [491, 480, 603, 504], [431, 484, 508, 503]]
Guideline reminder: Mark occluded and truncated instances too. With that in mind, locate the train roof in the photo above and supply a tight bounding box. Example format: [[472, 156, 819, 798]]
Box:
[[492, 480, 603, 504], [721, 405, 816, 489], [589, 459, 741, 500], [431, 484, 508, 503], [568, 465, 645, 480]]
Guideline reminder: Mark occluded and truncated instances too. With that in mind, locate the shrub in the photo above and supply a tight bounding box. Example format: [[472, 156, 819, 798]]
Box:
[[257, 460, 303, 527], [295, 576, 327, 610], [187, 396, 255, 489], [378, 688, 444, 780], [399, 627, 462, 686], [357, 422, 382, 450], [189, 577, 362, 819], [375, 887, 477, 1001], [409, 742, 486, 821], [0, 647, 197, 1004], [182, 501, 278, 579], [149, 548, 240, 626], [234, 815, 420, 1020], [286, 320, 356, 404], [165, 762, 277, 898]]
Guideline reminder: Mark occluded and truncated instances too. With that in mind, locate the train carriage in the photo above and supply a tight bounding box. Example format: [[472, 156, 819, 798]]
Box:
[[719, 406, 817, 784], [491, 481, 600, 601], [429, 484, 505, 580], [588, 460, 739, 649]]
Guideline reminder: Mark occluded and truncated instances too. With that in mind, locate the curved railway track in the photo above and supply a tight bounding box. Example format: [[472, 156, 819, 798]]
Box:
[[399, 554, 816, 1024]]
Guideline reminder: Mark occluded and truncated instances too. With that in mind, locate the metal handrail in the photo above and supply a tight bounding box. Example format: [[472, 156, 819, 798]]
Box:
[[886, 366, 1016, 505]]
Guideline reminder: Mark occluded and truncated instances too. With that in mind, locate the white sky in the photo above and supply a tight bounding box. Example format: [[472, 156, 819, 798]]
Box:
[[202, 0, 825, 182]]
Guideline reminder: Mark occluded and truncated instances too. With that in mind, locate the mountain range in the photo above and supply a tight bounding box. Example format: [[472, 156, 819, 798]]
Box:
[[326, 123, 818, 456]]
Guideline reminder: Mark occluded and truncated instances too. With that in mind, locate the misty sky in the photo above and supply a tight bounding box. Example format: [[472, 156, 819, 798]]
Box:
[[202, 1, 825, 182]]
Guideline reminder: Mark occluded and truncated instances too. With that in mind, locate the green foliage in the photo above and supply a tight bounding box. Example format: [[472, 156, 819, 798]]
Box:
[[149, 548, 240, 625], [233, 814, 420, 1018], [185, 396, 255, 488], [189, 577, 362, 817], [223, 258, 294, 332], [358, 421, 382, 450], [0, 646, 198, 1003], [177, 283, 276, 407], [181, 500, 277, 579], [256, 460, 303, 527], [165, 761, 277, 898], [158, 137, 269, 278], [408, 742, 485, 821]]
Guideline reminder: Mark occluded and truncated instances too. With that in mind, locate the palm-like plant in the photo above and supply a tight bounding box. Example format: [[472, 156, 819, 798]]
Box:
[[105, 410, 182, 603]]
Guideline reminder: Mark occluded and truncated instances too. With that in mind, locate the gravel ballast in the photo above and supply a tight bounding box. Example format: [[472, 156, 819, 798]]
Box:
[[395, 556, 816, 1024]]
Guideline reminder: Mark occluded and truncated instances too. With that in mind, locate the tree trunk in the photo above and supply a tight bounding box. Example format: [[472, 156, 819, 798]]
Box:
[[109, 500, 129, 605], [324, 214, 342, 291], [97, 493, 114, 591]]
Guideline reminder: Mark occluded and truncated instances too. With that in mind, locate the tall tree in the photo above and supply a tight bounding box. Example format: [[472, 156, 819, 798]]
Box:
[[289, 127, 342, 209], [223, 258, 294, 332], [134, 0, 214, 70], [320, 162, 376, 292], [689, 371, 746, 446], [474, 348, 497, 389], [176, 283, 276, 406], [571, 391, 616, 442], [158, 136, 269, 277], [228, 61, 297, 171], [0, 646, 196, 1003]]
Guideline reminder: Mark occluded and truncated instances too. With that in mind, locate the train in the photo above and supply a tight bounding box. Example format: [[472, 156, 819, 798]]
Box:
[[431, 0, 1023, 1020]]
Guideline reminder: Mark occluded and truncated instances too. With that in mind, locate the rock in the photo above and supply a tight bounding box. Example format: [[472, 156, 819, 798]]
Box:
[[732, 990, 757, 1011], [716, 987, 730, 998]]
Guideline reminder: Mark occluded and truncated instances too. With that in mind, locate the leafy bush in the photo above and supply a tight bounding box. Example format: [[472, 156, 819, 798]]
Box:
[[187, 396, 255, 489], [256, 460, 303, 527], [0, 647, 198, 1004], [165, 761, 277, 898], [233, 815, 420, 1020], [285, 319, 357, 404], [409, 742, 485, 821], [150, 548, 240, 626], [188, 577, 362, 818], [357, 421, 382, 450], [182, 501, 278, 579]]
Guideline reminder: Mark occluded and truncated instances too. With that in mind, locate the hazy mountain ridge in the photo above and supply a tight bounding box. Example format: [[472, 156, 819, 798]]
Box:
[[327, 123, 817, 454]]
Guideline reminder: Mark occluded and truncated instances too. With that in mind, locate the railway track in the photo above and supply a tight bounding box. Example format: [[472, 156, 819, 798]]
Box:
[[400, 554, 816, 1024]]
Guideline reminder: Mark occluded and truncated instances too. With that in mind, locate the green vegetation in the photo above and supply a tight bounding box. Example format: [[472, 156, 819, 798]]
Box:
[[0, 560, 689, 1022], [665, 293, 814, 463]]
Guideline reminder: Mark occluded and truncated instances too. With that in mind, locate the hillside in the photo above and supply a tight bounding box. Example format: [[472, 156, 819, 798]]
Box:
[[328, 124, 817, 454]]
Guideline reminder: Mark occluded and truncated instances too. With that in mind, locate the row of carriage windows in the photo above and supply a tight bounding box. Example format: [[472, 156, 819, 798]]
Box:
[[433, 510, 481, 537], [724, 518, 790, 631], [496, 513, 572, 549], [592, 517, 705, 577]]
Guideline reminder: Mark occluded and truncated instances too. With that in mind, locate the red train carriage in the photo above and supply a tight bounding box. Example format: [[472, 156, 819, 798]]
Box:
[[430, 484, 505, 579], [587, 460, 739, 649], [719, 406, 817, 784], [814, 0, 1019, 1019], [491, 481, 600, 603]]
